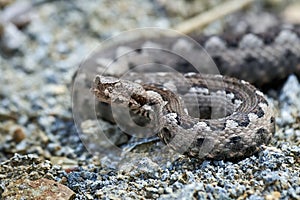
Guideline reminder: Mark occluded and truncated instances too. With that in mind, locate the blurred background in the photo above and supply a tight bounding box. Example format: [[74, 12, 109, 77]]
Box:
[[0, 0, 299, 199]]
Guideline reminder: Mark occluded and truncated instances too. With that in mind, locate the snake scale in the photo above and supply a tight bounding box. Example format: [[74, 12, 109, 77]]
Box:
[[75, 25, 300, 160]]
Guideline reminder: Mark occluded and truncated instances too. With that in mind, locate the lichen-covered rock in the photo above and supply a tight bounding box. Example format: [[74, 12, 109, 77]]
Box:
[[2, 178, 75, 200]]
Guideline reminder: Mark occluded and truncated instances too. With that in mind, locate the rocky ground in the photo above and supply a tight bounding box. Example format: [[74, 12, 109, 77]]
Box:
[[0, 0, 299, 199]]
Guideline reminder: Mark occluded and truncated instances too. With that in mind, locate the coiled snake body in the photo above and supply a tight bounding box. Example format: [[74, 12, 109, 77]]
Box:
[[83, 25, 300, 160]]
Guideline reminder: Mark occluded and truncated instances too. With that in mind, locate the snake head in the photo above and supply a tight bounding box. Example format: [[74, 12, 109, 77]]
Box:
[[91, 75, 121, 103], [91, 75, 167, 135], [91, 75, 149, 107]]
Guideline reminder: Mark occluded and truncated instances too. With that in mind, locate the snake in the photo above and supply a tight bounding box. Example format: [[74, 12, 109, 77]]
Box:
[[74, 25, 300, 160]]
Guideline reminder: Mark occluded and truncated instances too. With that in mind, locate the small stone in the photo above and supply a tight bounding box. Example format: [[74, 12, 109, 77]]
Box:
[[2, 178, 75, 200], [86, 193, 94, 199], [158, 187, 164, 194], [282, 2, 300, 23], [165, 187, 173, 194], [145, 187, 158, 193], [45, 84, 68, 95], [12, 127, 26, 143], [60, 176, 68, 185], [1, 23, 26, 51], [265, 191, 281, 200], [50, 156, 78, 169]]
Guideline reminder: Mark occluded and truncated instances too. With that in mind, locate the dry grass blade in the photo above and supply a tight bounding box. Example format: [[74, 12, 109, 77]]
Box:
[[174, 0, 255, 34]]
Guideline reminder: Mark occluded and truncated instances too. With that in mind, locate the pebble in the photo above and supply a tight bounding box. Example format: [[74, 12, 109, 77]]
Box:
[[2, 178, 75, 200], [11, 127, 26, 143], [277, 75, 300, 126], [0, 22, 26, 51]]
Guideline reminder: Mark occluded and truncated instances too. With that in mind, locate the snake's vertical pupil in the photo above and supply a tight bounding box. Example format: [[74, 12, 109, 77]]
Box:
[[161, 127, 172, 144]]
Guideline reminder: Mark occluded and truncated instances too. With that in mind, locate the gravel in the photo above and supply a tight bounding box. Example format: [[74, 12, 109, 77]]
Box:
[[0, 0, 299, 199]]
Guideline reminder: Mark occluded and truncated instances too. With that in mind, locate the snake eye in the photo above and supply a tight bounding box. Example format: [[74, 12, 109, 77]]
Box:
[[196, 138, 205, 146], [161, 127, 172, 144], [162, 127, 170, 136]]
